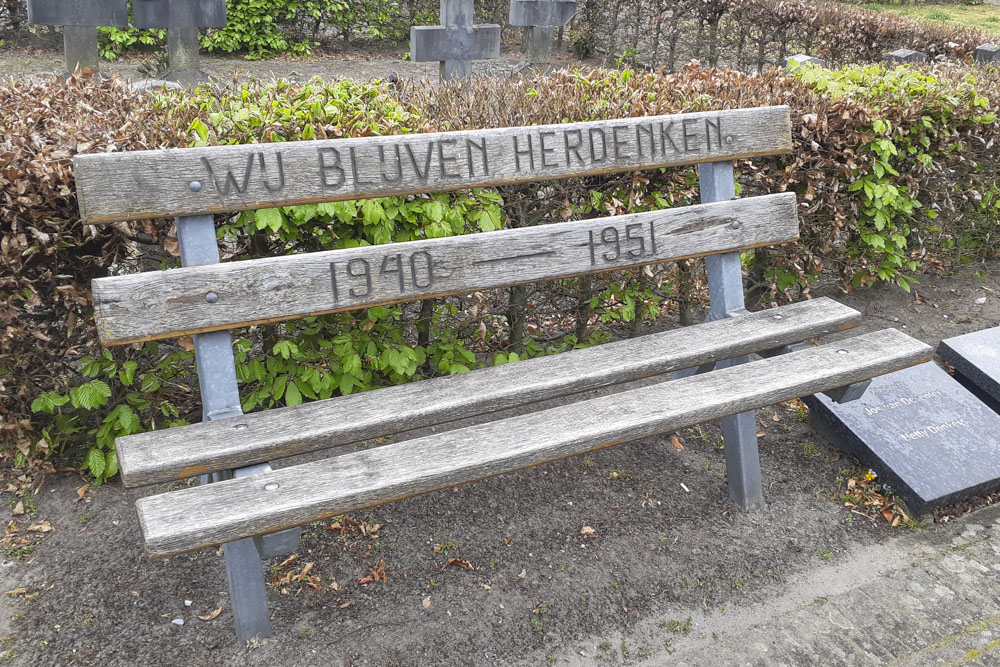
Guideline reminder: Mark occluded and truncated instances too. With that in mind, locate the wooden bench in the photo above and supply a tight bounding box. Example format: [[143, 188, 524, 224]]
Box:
[[73, 105, 932, 642]]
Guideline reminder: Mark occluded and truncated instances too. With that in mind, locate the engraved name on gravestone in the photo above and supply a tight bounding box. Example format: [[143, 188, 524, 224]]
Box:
[[938, 327, 1000, 414], [805, 363, 1000, 514]]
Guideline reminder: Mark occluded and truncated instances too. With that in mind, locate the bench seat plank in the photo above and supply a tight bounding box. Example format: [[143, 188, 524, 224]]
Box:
[[93, 192, 797, 345], [135, 328, 932, 558], [119, 297, 861, 488], [74, 106, 792, 224]]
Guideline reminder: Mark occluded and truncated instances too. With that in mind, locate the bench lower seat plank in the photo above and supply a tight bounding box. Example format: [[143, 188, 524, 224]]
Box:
[[119, 297, 861, 488], [136, 328, 931, 558]]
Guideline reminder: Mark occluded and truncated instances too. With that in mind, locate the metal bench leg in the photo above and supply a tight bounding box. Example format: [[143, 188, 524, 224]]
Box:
[[699, 162, 765, 511], [177, 215, 277, 641]]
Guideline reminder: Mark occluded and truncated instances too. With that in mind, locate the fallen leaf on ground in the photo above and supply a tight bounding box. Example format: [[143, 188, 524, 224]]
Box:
[[422, 597, 431, 609], [580, 526, 596, 537], [370, 560, 387, 583], [480, 583, 491, 590], [27, 520, 52, 532], [199, 607, 222, 621], [275, 554, 297, 570], [339, 601, 351, 609], [671, 436, 685, 451], [355, 576, 374, 587], [11, 502, 23, 516], [76, 484, 90, 500], [6, 588, 27, 597], [443, 558, 474, 572]]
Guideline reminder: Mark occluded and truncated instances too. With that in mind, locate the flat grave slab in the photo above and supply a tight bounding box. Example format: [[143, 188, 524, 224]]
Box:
[[937, 327, 1000, 414], [804, 362, 1000, 514]]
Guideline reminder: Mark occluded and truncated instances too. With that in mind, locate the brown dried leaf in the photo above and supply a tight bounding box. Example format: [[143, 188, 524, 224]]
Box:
[[671, 436, 685, 451], [199, 607, 222, 621], [443, 558, 475, 572], [580, 526, 596, 537]]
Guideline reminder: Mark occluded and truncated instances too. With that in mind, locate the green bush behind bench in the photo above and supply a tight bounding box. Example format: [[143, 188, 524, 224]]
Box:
[[3, 64, 997, 484]]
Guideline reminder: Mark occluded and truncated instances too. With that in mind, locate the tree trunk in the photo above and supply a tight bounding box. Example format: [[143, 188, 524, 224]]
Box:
[[507, 285, 527, 352], [575, 276, 592, 341], [676, 260, 695, 326]]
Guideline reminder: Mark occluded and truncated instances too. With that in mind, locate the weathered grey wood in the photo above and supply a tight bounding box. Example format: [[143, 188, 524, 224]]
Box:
[[92, 193, 797, 345], [73, 106, 793, 223], [118, 297, 861, 487], [134, 328, 932, 558], [510, 0, 577, 27]]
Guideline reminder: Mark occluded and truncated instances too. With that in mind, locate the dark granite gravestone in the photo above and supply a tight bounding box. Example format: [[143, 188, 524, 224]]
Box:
[[27, 0, 128, 77], [133, 0, 227, 88], [804, 362, 1000, 514], [937, 327, 1000, 415], [887, 48, 927, 65], [133, 0, 227, 29]]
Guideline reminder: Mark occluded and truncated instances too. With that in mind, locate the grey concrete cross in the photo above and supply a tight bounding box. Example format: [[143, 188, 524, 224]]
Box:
[[509, 0, 576, 69], [27, 0, 128, 78], [411, 0, 501, 82], [133, 0, 227, 88]]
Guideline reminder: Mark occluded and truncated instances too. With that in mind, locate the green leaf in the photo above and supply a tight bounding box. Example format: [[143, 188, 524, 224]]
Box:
[[120, 361, 138, 386], [85, 447, 106, 479], [285, 381, 302, 407], [255, 207, 284, 233], [104, 450, 119, 479]]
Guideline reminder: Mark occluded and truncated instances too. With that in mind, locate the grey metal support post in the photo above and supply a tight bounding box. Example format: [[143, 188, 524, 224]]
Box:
[[175, 214, 274, 642], [697, 161, 765, 511]]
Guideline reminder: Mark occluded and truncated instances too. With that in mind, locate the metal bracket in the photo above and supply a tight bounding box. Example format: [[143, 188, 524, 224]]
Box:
[[758, 343, 872, 404]]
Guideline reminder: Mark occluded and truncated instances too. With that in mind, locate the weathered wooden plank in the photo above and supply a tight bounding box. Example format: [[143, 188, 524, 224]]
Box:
[[73, 106, 793, 223], [92, 192, 797, 346], [135, 328, 932, 558], [118, 297, 861, 487]]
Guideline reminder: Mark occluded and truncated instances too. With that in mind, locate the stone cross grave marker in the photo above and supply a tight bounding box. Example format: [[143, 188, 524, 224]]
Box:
[[133, 0, 228, 88], [887, 48, 928, 65], [975, 44, 1000, 64], [509, 0, 577, 69], [411, 0, 501, 82], [938, 327, 1000, 415], [804, 362, 1000, 515], [783, 54, 826, 69], [27, 0, 128, 77]]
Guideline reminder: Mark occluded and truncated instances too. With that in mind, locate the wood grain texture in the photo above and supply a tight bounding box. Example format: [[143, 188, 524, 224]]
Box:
[[74, 106, 792, 223], [92, 192, 798, 346], [118, 297, 860, 488], [135, 328, 932, 558]]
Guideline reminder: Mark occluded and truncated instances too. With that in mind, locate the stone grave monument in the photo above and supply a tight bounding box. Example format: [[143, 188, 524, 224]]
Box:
[[27, 0, 128, 77], [509, 0, 577, 70], [411, 0, 501, 82], [938, 327, 1000, 414], [805, 362, 1000, 514], [887, 48, 928, 65], [975, 44, 1000, 65], [133, 0, 227, 88], [783, 54, 826, 69]]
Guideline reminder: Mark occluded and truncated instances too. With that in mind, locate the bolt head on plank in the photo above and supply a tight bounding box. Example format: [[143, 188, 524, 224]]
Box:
[[975, 44, 1000, 63], [133, 0, 227, 29], [509, 0, 577, 27], [886, 48, 927, 64], [410, 25, 502, 62], [27, 0, 128, 27], [783, 54, 826, 69]]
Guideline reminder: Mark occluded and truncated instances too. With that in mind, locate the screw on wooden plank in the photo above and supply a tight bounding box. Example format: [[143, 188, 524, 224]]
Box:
[[133, 0, 228, 88], [411, 0, 502, 82], [509, 1, 576, 70], [26, 0, 128, 78]]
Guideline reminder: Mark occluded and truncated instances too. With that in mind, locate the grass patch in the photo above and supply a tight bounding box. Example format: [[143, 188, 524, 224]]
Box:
[[857, 2, 1000, 33]]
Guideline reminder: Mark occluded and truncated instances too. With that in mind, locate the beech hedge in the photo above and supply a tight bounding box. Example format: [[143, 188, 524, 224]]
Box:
[[1, 63, 997, 480]]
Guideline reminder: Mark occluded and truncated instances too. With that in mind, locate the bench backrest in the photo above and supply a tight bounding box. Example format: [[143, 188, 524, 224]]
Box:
[[74, 106, 794, 346]]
